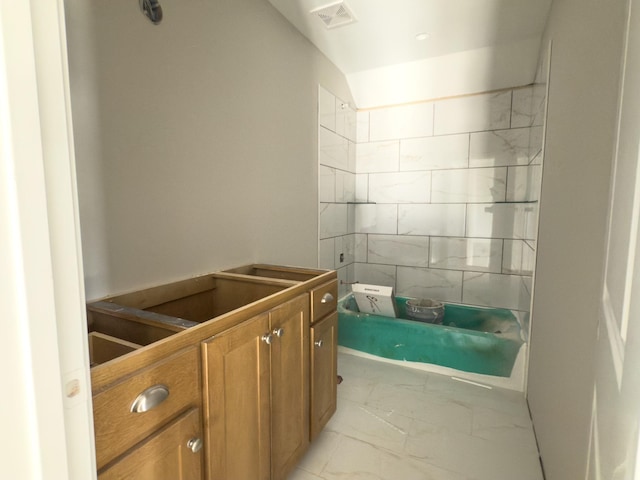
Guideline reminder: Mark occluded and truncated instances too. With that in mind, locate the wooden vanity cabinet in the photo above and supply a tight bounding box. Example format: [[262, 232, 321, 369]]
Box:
[[98, 408, 203, 480], [202, 293, 310, 480], [309, 280, 338, 440]]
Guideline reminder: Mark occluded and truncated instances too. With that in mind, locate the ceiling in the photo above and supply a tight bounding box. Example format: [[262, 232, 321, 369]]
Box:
[[268, 0, 553, 108]]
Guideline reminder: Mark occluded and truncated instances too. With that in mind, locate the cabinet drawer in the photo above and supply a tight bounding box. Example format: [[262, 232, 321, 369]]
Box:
[[310, 280, 337, 324], [93, 346, 201, 470]]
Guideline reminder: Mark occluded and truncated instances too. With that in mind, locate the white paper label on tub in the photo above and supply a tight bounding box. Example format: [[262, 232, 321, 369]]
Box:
[[352, 283, 398, 318]]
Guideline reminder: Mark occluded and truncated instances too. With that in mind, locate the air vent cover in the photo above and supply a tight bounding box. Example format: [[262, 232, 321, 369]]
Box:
[[311, 1, 356, 29]]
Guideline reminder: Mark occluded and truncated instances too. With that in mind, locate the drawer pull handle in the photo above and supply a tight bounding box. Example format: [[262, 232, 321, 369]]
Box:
[[130, 384, 169, 413], [261, 333, 273, 345], [273, 327, 284, 338], [314, 339, 324, 348], [187, 437, 203, 453], [320, 292, 334, 304]]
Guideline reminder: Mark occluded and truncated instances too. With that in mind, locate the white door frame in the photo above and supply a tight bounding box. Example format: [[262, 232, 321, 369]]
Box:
[[0, 1, 95, 479]]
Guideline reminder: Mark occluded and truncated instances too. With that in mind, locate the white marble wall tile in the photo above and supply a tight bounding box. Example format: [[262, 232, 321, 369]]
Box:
[[511, 84, 546, 128], [356, 140, 400, 173], [335, 234, 356, 267], [319, 238, 335, 269], [502, 240, 536, 275], [319, 203, 348, 239], [335, 170, 356, 203], [434, 91, 512, 135], [356, 110, 370, 143], [354, 204, 398, 234], [432, 167, 507, 203], [469, 127, 543, 168], [353, 262, 397, 288], [335, 100, 357, 141], [400, 134, 469, 172], [466, 203, 538, 240], [319, 127, 349, 170], [368, 234, 429, 267], [319, 165, 335, 202], [369, 102, 434, 141], [430, 237, 503, 273], [506, 165, 541, 202], [355, 174, 369, 202], [396, 266, 463, 303], [346, 203, 357, 234], [462, 272, 532, 311], [319, 87, 336, 131], [348, 140, 357, 172], [368, 171, 431, 204], [337, 263, 357, 298], [398, 204, 466, 237], [354, 233, 368, 262]]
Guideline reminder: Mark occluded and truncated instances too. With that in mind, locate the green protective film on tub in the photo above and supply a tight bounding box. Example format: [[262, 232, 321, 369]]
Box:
[[338, 295, 524, 377]]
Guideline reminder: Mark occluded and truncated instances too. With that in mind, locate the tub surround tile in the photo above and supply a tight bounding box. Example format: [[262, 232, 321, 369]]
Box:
[[355, 174, 369, 202], [319, 127, 349, 170], [430, 237, 503, 273], [357, 140, 400, 173], [356, 110, 370, 143], [511, 85, 546, 128], [334, 234, 356, 267], [368, 171, 431, 203], [466, 203, 538, 240], [502, 240, 536, 275], [353, 262, 397, 288], [335, 100, 357, 142], [369, 102, 434, 141], [400, 134, 470, 172], [319, 203, 348, 239], [353, 233, 368, 262], [469, 127, 543, 168], [462, 272, 532, 311], [434, 91, 512, 135], [396, 267, 463, 303], [398, 204, 466, 237], [354, 204, 398, 234], [319, 238, 335, 269], [319, 165, 335, 203], [335, 170, 356, 203], [506, 165, 541, 202], [368, 234, 429, 267], [431, 168, 507, 203]]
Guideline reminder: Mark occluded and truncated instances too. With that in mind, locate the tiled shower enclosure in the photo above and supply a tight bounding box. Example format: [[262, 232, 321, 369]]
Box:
[[319, 85, 545, 322]]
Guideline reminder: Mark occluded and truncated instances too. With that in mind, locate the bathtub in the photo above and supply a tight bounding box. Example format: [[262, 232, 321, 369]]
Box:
[[338, 294, 527, 390]]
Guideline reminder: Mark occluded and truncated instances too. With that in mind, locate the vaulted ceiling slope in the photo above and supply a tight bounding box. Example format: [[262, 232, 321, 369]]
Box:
[[268, 0, 552, 108]]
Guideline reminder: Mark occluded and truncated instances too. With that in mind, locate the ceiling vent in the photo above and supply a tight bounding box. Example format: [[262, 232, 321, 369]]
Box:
[[311, 1, 356, 29]]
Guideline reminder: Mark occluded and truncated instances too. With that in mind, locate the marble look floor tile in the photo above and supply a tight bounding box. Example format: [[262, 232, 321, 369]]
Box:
[[365, 383, 473, 434], [294, 353, 542, 480], [321, 435, 467, 480], [325, 397, 412, 452]]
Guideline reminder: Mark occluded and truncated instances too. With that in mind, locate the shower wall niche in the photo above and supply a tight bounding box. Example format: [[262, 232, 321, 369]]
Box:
[[318, 85, 546, 322]]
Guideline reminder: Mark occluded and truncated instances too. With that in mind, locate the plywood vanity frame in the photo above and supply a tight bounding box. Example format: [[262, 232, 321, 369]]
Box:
[[87, 264, 338, 480]]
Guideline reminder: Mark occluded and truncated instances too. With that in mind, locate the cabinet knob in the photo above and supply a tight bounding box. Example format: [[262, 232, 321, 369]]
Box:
[[187, 437, 203, 453], [314, 339, 324, 348], [320, 292, 334, 304], [130, 384, 169, 413], [261, 333, 273, 345], [272, 327, 284, 338]]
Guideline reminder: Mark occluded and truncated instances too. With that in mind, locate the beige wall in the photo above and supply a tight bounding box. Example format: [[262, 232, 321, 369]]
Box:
[[64, 0, 353, 300], [527, 0, 627, 478]]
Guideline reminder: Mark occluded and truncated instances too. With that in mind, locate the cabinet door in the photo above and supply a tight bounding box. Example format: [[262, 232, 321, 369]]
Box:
[[202, 313, 271, 480], [98, 408, 203, 480], [270, 294, 310, 480], [310, 312, 338, 440]]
